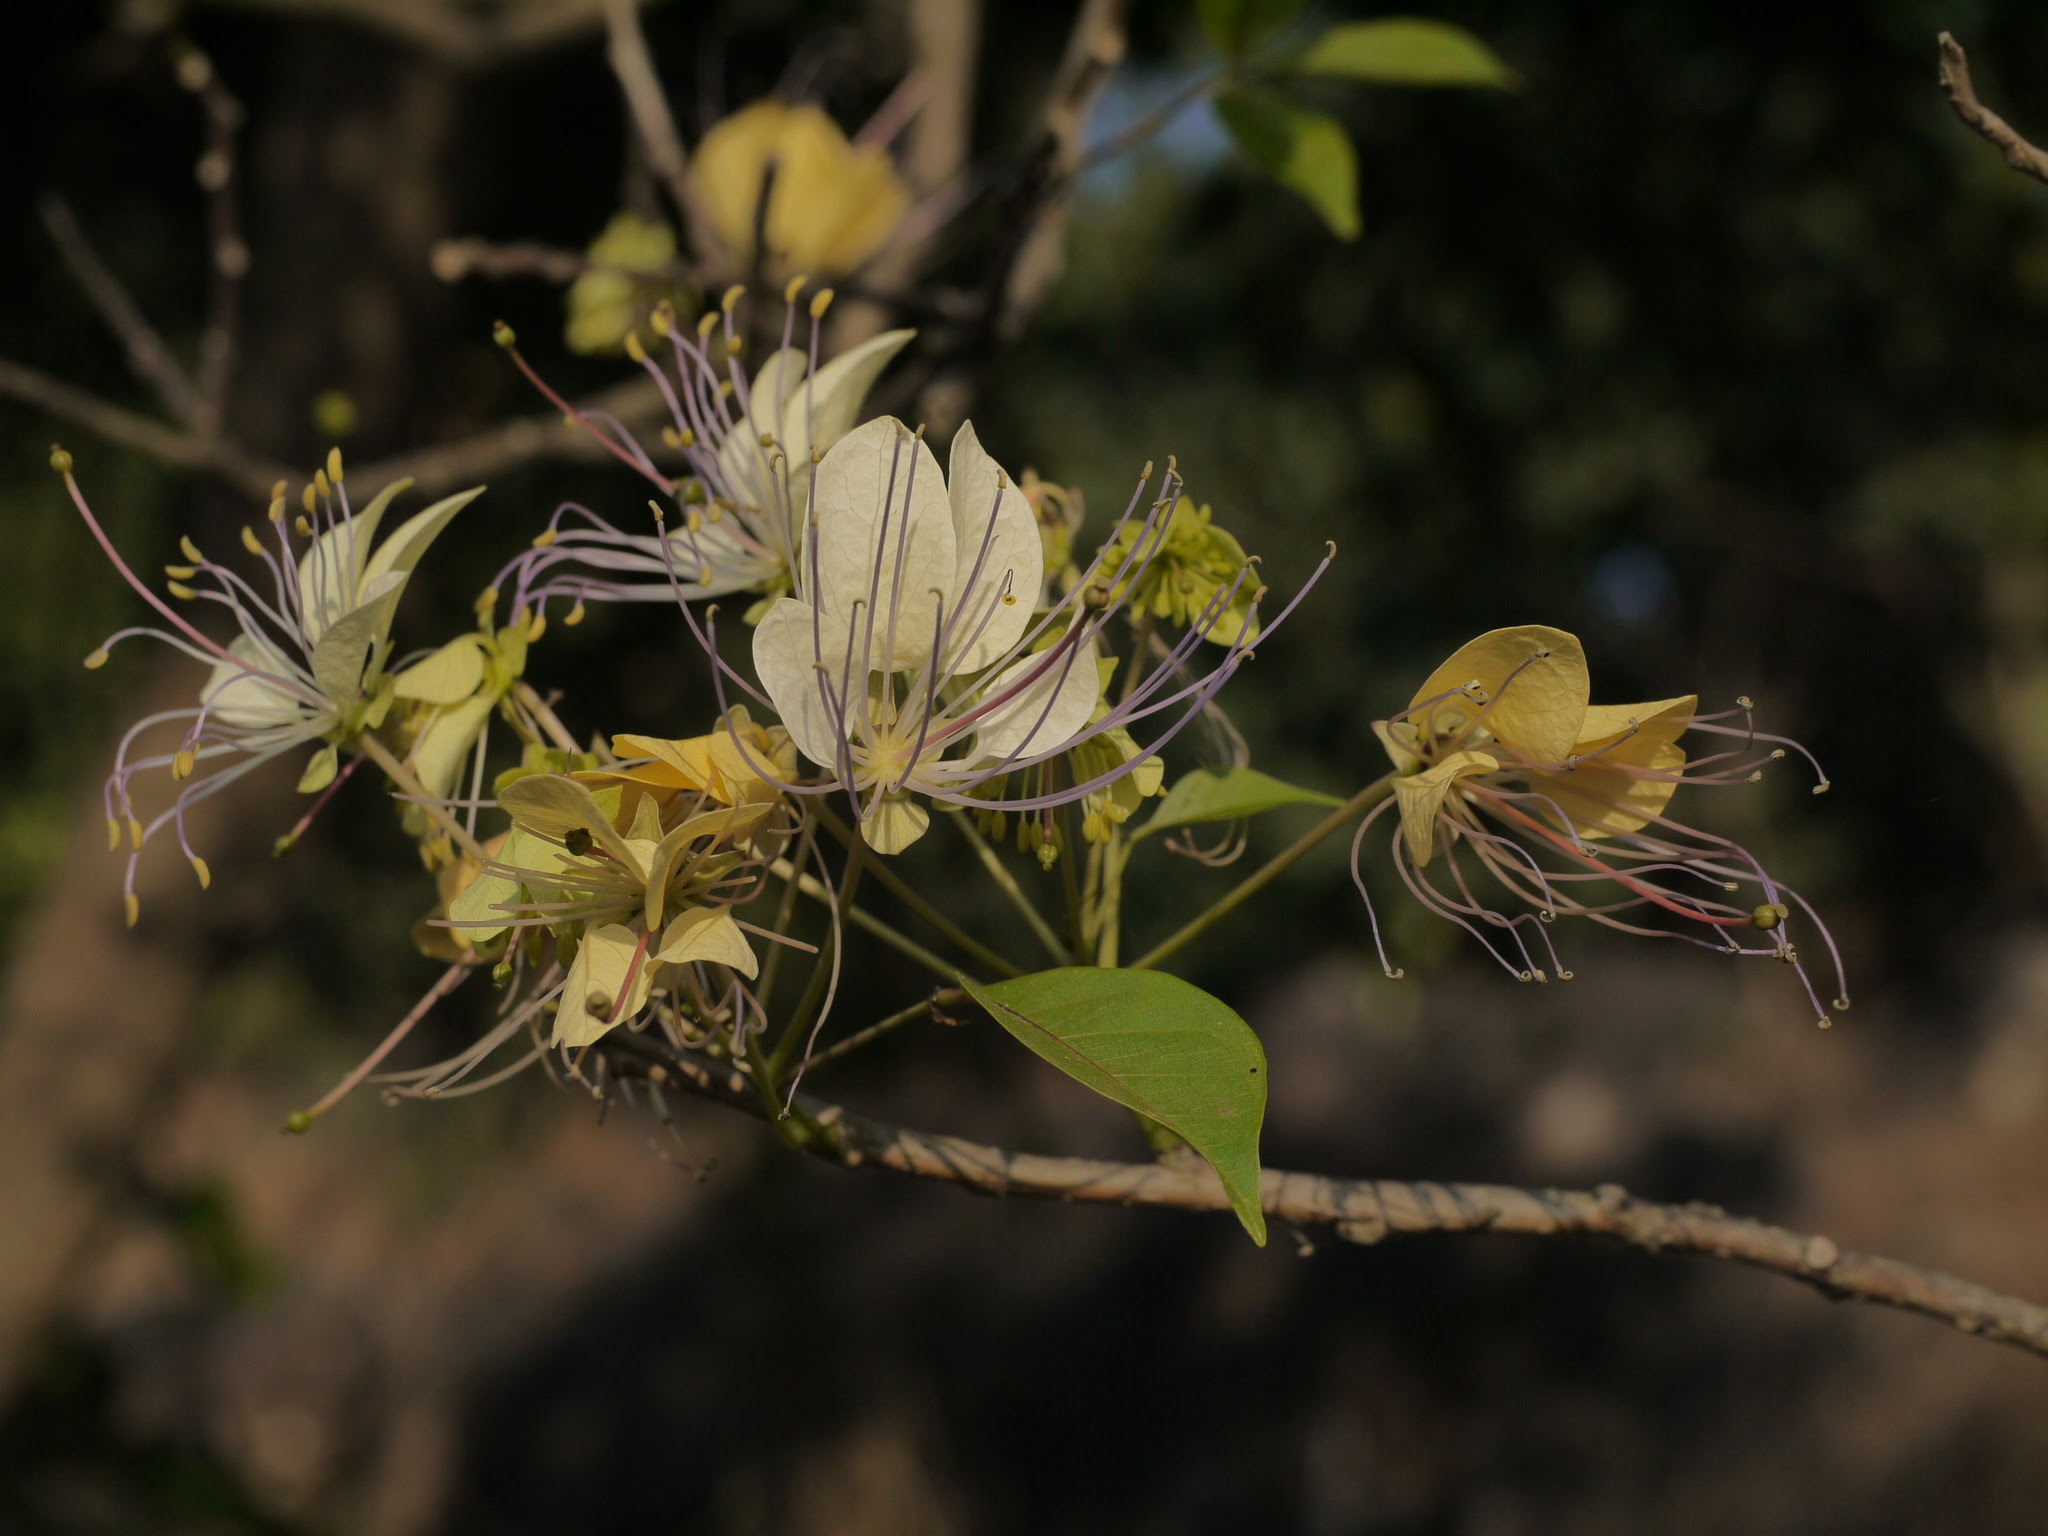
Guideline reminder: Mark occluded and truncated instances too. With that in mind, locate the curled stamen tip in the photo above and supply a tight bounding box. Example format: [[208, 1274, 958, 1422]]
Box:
[[1516, 970, 1533, 982], [492, 320, 516, 348], [1832, 995, 1851, 1012], [123, 892, 140, 927], [1324, 540, 1337, 557], [49, 444, 73, 475], [1557, 970, 1574, 980], [1736, 695, 1755, 709], [1747, 770, 1763, 783], [1383, 967, 1405, 980], [1532, 969, 1548, 983], [190, 855, 212, 890], [1816, 1017, 1832, 1030], [84, 648, 109, 670], [282, 1110, 313, 1135], [532, 528, 558, 548], [1770, 748, 1786, 760], [1539, 909, 1556, 922], [1812, 780, 1831, 795]]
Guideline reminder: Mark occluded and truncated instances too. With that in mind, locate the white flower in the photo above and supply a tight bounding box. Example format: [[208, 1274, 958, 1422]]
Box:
[[67, 449, 479, 920], [504, 301, 912, 613], [751, 417, 1108, 853]]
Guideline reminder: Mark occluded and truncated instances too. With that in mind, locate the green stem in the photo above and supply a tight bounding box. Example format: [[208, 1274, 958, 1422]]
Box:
[[767, 849, 865, 1079], [804, 988, 964, 1074], [359, 733, 491, 865], [756, 807, 818, 1009], [947, 810, 1072, 965], [1094, 830, 1131, 968], [813, 802, 1022, 978], [1128, 774, 1396, 973]]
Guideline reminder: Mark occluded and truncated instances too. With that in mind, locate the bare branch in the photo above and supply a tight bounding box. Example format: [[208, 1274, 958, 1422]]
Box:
[[1938, 31, 2048, 185], [178, 45, 250, 439], [192, 0, 622, 70], [0, 354, 283, 498], [603, 1030, 2048, 1362], [599, 0, 727, 271], [38, 197, 206, 428]]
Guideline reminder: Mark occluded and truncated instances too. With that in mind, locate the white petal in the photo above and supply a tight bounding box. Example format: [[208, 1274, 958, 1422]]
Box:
[[295, 477, 409, 644], [751, 596, 851, 773], [943, 420, 1041, 672], [860, 794, 930, 854], [807, 329, 913, 453], [392, 636, 486, 704], [202, 633, 313, 732], [968, 629, 1102, 764], [358, 485, 485, 597], [807, 416, 954, 673]]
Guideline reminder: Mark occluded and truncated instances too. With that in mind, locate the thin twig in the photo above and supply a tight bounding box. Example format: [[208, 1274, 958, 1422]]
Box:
[[600, 0, 727, 270], [604, 1030, 2048, 1362], [1129, 774, 1394, 973], [180, 45, 250, 438], [195, 0, 622, 71], [803, 988, 963, 1073], [812, 802, 1024, 977], [38, 196, 206, 427], [1938, 32, 2048, 185]]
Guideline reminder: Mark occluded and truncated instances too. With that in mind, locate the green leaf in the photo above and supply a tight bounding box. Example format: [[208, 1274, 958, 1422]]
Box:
[[960, 968, 1269, 1244], [1137, 766, 1343, 839], [1215, 91, 1360, 240], [1293, 19, 1518, 89], [1198, 0, 1307, 59]]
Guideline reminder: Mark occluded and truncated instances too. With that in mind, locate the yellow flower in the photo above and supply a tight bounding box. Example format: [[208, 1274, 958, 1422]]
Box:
[[572, 706, 798, 829], [1354, 624, 1848, 1021], [1382, 623, 1694, 863], [692, 100, 911, 277], [564, 211, 687, 355]]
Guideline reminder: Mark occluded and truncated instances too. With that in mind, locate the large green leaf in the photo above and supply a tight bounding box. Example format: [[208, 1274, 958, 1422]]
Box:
[[960, 968, 1269, 1244], [1215, 90, 1360, 241], [1293, 19, 1518, 89], [1138, 766, 1343, 839], [1198, 0, 1307, 59]]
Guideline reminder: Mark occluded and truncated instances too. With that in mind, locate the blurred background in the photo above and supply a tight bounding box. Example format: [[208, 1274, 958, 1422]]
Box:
[[7, 0, 2048, 1531]]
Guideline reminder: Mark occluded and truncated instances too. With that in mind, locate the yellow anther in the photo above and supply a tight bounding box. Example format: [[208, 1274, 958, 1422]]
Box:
[[106, 818, 120, 852], [678, 426, 696, 448], [268, 496, 286, 524], [493, 319, 516, 349], [327, 446, 343, 483], [172, 749, 197, 780], [718, 380, 734, 399], [314, 468, 331, 499], [301, 483, 317, 514], [124, 893, 140, 928], [651, 300, 675, 337], [180, 535, 204, 563], [784, 275, 807, 304], [527, 613, 546, 643], [241, 525, 264, 555], [697, 564, 712, 585], [190, 855, 212, 890], [647, 498, 667, 523], [721, 284, 745, 314], [295, 515, 313, 537], [624, 329, 647, 364], [129, 817, 144, 850], [696, 309, 720, 338], [661, 426, 683, 450], [683, 509, 701, 533], [725, 334, 743, 358], [809, 288, 834, 320], [85, 648, 111, 669], [50, 445, 74, 475], [167, 581, 198, 601], [271, 478, 288, 501], [164, 565, 197, 581], [565, 600, 586, 626], [475, 585, 499, 612], [1750, 903, 1790, 931], [759, 432, 775, 449], [532, 528, 558, 548], [1141, 460, 1154, 479], [1001, 593, 1017, 606]]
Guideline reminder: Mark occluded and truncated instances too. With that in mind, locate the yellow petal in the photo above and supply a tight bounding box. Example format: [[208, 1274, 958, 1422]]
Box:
[[392, 636, 487, 705], [1372, 718, 1424, 776], [552, 922, 651, 1048], [653, 906, 758, 977], [1525, 695, 1695, 839], [861, 794, 929, 854], [1392, 750, 1497, 867], [1404, 625, 1588, 766], [498, 775, 636, 864]]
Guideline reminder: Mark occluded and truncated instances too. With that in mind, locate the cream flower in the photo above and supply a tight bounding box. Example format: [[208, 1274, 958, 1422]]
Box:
[[64, 446, 479, 922], [692, 100, 912, 279], [751, 416, 1104, 852], [1353, 623, 1848, 1022]]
